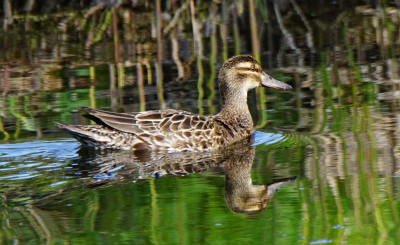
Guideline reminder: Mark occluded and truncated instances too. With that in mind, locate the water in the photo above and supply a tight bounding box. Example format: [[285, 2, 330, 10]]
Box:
[[1, 1, 400, 244]]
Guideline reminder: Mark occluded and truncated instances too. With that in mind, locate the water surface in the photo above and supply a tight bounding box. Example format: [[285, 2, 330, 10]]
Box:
[[1, 1, 400, 244]]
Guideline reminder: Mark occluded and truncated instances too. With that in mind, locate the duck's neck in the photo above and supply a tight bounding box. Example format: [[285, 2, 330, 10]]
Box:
[[217, 88, 254, 130]]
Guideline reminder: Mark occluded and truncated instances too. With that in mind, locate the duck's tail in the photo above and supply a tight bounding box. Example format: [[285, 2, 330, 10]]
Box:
[[56, 122, 105, 147], [56, 122, 145, 150]]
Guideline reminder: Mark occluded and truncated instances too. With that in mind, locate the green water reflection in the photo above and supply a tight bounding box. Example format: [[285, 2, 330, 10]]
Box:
[[2, 0, 400, 244]]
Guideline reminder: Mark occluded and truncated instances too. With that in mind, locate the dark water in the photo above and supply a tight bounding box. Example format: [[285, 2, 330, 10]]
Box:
[[2, 0, 400, 244]]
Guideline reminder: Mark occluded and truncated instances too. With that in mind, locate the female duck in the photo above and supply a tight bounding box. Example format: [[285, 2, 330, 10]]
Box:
[[58, 55, 291, 152]]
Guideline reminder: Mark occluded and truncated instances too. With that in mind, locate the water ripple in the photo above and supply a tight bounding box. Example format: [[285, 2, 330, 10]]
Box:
[[0, 139, 80, 181]]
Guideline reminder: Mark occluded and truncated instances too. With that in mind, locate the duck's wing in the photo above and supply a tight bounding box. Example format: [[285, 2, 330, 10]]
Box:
[[79, 106, 210, 137]]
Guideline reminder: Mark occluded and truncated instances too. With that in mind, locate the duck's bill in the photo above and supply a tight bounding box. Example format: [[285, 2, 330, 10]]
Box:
[[261, 71, 292, 90]]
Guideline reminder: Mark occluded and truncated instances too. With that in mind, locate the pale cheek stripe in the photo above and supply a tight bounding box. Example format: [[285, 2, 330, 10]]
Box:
[[236, 63, 253, 69]]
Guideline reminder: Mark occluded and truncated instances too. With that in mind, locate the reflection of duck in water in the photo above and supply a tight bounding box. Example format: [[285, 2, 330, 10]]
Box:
[[72, 138, 296, 215], [222, 147, 295, 214], [57, 55, 291, 152]]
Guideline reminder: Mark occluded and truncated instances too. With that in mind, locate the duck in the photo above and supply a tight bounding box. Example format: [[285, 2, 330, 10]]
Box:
[[57, 55, 292, 152]]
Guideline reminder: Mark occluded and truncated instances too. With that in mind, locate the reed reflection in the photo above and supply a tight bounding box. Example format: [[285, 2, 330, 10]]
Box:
[[0, 141, 293, 244], [63, 137, 296, 215]]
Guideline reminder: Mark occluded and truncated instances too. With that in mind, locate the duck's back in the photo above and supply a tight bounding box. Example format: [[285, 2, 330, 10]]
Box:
[[58, 106, 251, 152]]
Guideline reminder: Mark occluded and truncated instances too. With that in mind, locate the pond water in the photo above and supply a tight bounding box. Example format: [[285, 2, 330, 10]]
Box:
[[2, 0, 400, 244]]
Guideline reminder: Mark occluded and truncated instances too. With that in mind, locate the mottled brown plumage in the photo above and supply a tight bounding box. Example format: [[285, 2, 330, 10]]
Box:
[[57, 55, 292, 151]]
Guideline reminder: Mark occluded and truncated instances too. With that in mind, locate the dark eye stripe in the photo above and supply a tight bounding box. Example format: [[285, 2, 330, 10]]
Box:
[[236, 67, 261, 72]]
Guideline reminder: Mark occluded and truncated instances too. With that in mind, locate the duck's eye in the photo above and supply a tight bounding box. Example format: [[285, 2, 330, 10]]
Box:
[[250, 66, 257, 71]]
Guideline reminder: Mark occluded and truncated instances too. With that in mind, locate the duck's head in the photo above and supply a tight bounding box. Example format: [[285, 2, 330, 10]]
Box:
[[218, 55, 292, 95]]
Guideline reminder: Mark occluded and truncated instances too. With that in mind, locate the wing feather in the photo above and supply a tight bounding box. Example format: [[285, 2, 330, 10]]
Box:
[[81, 106, 205, 135]]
